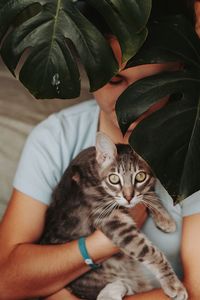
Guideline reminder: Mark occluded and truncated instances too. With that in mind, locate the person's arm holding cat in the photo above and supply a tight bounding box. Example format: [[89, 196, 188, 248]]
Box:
[[0, 190, 114, 299], [0, 189, 147, 299]]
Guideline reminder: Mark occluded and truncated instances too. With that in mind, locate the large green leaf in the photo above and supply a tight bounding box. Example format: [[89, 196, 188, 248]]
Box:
[[0, 0, 151, 99], [86, 0, 151, 63], [116, 15, 200, 201], [118, 72, 200, 201], [129, 91, 200, 202], [126, 15, 200, 69], [116, 71, 200, 134]]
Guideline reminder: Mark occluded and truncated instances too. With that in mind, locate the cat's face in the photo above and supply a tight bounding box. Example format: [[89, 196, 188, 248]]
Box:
[[100, 151, 155, 209], [96, 132, 155, 209]]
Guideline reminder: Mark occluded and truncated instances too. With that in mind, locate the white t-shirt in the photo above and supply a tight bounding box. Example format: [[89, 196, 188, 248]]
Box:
[[13, 99, 200, 287], [14, 100, 100, 204]]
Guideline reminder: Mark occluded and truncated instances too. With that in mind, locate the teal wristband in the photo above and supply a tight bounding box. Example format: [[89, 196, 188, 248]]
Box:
[[78, 237, 100, 269]]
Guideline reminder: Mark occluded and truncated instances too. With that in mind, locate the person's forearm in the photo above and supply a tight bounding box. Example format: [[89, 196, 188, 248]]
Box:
[[0, 241, 88, 299], [44, 288, 80, 300], [0, 232, 118, 300]]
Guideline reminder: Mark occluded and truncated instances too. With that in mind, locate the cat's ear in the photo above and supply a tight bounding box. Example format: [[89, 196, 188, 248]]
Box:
[[96, 132, 117, 168]]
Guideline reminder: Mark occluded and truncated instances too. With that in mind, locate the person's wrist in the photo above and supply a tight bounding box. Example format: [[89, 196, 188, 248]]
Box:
[[78, 237, 100, 269], [85, 230, 118, 263]]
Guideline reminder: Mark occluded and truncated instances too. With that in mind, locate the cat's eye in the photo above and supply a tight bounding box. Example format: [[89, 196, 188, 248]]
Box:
[[109, 174, 120, 184], [135, 172, 146, 182]]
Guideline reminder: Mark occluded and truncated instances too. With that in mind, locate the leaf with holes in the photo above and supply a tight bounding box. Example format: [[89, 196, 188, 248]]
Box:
[[0, 0, 151, 99], [116, 16, 200, 201]]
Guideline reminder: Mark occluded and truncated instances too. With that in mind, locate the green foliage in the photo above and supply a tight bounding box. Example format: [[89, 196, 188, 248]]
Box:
[[116, 16, 200, 201], [0, 0, 151, 98]]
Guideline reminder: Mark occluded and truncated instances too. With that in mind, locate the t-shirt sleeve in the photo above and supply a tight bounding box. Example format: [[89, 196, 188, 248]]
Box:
[[181, 190, 200, 217], [13, 100, 98, 206], [13, 115, 63, 206]]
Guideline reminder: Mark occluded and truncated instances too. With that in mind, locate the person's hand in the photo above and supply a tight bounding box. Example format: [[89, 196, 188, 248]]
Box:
[[129, 203, 148, 229]]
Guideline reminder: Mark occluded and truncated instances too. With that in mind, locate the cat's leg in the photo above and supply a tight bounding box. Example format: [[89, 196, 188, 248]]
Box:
[[97, 280, 129, 300], [97, 211, 188, 300], [144, 194, 176, 232]]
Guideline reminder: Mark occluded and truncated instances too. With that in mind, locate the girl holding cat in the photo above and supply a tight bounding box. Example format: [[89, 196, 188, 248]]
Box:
[[0, 1, 200, 299]]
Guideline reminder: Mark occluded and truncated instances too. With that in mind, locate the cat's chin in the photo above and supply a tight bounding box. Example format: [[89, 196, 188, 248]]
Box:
[[123, 203, 136, 209]]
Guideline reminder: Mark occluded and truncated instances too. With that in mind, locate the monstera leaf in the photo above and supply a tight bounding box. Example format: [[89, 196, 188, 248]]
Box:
[[116, 15, 200, 202], [126, 15, 200, 68], [0, 0, 151, 99]]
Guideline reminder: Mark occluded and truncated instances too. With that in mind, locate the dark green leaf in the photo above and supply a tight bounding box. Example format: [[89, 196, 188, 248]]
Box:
[[126, 15, 200, 69], [116, 15, 200, 201], [116, 69, 200, 201], [0, 0, 151, 99], [116, 70, 200, 135], [128, 89, 200, 202], [87, 0, 151, 62]]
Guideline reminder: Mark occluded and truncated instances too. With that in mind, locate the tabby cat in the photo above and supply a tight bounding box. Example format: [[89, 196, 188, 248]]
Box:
[[40, 132, 187, 300]]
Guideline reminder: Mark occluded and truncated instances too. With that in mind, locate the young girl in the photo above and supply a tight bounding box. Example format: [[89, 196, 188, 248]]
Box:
[[0, 1, 200, 299]]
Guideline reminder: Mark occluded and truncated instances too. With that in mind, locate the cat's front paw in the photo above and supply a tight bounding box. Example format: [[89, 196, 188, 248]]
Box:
[[97, 281, 126, 300], [97, 292, 122, 300], [97, 296, 122, 300], [155, 216, 176, 233], [161, 275, 188, 300]]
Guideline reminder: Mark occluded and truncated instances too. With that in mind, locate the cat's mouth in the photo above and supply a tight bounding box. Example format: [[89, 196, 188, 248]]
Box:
[[117, 196, 140, 208]]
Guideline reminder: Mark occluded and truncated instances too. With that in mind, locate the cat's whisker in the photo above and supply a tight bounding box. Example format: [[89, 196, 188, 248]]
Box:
[[141, 199, 160, 215], [144, 196, 162, 208], [94, 201, 118, 226], [96, 202, 117, 223], [101, 203, 117, 221], [92, 200, 114, 216], [90, 200, 114, 220], [141, 199, 157, 210], [95, 205, 114, 222]]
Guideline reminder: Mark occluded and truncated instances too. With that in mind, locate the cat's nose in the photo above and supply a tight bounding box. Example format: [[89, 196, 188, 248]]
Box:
[[123, 188, 134, 202], [125, 194, 133, 202]]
